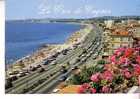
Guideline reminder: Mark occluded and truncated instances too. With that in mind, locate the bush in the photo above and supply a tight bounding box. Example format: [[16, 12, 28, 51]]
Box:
[[70, 74, 81, 85], [70, 65, 99, 84], [97, 60, 106, 65]]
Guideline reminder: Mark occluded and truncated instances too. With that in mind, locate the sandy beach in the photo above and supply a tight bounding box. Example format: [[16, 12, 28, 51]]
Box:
[[6, 23, 93, 73]]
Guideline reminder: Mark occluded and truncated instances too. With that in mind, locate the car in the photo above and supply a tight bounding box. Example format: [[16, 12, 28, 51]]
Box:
[[59, 76, 67, 81], [62, 49, 68, 55], [52, 89, 60, 93], [35, 64, 42, 68], [22, 68, 29, 73], [94, 53, 98, 56], [38, 68, 45, 73], [30, 67, 37, 71], [51, 54, 57, 58], [81, 54, 86, 58], [9, 70, 19, 75], [92, 57, 96, 60], [50, 61, 57, 65], [81, 58, 86, 62], [9, 75, 18, 81], [75, 58, 80, 63], [72, 66, 78, 70], [82, 49, 87, 54], [17, 72, 26, 77], [73, 45, 78, 49], [97, 42, 100, 46], [86, 54, 91, 57], [50, 73, 54, 77], [43, 60, 50, 65], [49, 58, 55, 61], [90, 51, 93, 54], [61, 69, 67, 74]]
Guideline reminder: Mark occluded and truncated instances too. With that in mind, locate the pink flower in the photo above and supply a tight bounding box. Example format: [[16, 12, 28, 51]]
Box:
[[82, 83, 90, 89], [90, 88, 97, 93], [90, 73, 100, 82], [122, 68, 129, 73], [109, 55, 116, 63], [135, 47, 140, 51], [136, 56, 140, 64], [101, 86, 112, 93], [77, 83, 90, 93], [122, 68, 132, 79], [119, 57, 126, 64], [134, 64, 140, 76], [102, 70, 113, 82], [114, 50, 121, 56], [116, 47, 125, 52], [138, 76, 140, 86], [77, 85, 86, 93], [124, 71, 132, 79], [124, 48, 133, 58]]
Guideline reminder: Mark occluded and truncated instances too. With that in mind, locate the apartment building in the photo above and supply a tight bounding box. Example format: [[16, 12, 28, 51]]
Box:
[[103, 29, 133, 56]]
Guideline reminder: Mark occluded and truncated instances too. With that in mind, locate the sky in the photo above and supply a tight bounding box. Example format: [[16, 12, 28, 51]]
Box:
[[6, 0, 140, 20]]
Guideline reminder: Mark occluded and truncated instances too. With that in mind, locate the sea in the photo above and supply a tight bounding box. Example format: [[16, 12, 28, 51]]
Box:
[[5, 21, 82, 65]]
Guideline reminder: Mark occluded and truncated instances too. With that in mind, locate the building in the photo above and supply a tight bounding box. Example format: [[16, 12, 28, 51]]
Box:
[[103, 29, 133, 55], [102, 30, 112, 56], [104, 20, 114, 28], [128, 24, 140, 38], [139, 20, 140, 24]]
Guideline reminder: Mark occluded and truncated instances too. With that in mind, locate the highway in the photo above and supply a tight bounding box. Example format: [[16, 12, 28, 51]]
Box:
[[5, 24, 103, 94]]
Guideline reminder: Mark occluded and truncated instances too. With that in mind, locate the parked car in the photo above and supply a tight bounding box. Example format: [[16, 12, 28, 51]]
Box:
[[9, 70, 19, 75], [72, 66, 78, 70], [61, 69, 67, 74], [35, 64, 42, 68], [22, 68, 30, 74], [75, 58, 81, 63], [86, 53, 91, 57], [62, 49, 68, 55], [81, 58, 86, 62], [17, 72, 26, 77], [43, 60, 51, 65], [29, 67, 37, 71], [38, 68, 45, 73], [50, 61, 57, 65], [52, 88, 60, 93], [81, 54, 86, 58], [59, 75, 67, 81], [9, 75, 18, 81]]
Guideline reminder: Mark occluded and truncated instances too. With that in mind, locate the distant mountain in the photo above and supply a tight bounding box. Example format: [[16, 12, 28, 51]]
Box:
[[6, 16, 140, 23]]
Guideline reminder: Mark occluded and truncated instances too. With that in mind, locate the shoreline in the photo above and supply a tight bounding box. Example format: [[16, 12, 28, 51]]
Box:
[[6, 23, 93, 73]]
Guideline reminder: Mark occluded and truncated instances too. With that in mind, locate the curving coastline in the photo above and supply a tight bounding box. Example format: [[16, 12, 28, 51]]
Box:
[[6, 23, 94, 74]]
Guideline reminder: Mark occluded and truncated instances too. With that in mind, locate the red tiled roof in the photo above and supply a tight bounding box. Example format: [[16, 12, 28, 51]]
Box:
[[111, 29, 132, 36]]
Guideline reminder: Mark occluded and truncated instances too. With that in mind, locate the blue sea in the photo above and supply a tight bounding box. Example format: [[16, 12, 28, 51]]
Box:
[[5, 21, 82, 65]]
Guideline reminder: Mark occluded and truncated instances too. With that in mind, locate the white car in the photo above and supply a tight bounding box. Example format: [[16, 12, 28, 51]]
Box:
[[52, 89, 60, 93]]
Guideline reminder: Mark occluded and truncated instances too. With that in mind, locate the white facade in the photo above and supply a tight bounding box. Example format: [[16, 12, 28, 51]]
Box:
[[138, 20, 140, 24], [104, 20, 114, 28]]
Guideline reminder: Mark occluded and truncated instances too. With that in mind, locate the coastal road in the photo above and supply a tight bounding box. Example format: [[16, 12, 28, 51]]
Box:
[[6, 24, 103, 94], [28, 24, 103, 94], [38, 37, 103, 94]]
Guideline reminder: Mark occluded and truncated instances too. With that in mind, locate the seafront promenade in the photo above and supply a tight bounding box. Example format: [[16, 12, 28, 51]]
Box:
[[6, 24, 93, 75], [5, 22, 103, 94]]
